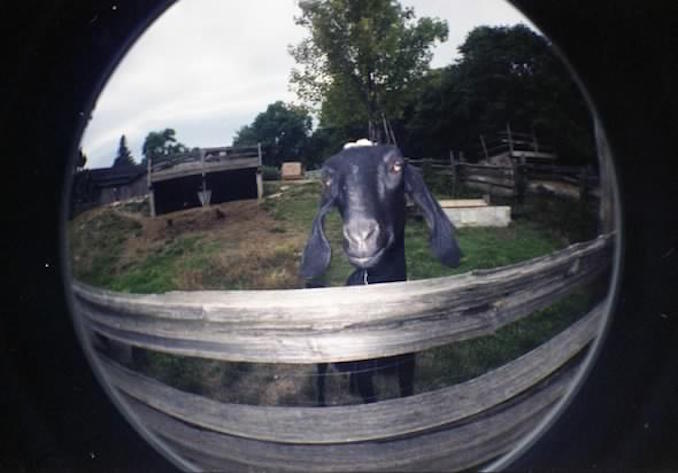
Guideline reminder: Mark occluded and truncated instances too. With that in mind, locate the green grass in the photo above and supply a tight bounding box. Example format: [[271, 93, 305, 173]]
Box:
[[518, 193, 599, 244], [260, 180, 566, 286], [118, 198, 150, 216], [68, 210, 142, 287], [70, 181, 593, 293], [132, 349, 252, 398], [404, 219, 561, 280], [415, 285, 603, 392], [109, 235, 209, 293], [261, 181, 322, 223], [68, 209, 227, 293]]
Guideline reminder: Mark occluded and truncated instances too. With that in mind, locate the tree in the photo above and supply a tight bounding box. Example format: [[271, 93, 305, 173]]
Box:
[[141, 128, 188, 166], [402, 24, 595, 164], [289, 0, 447, 142], [113, 134, 135, 167], [233, 101, 312, 167]]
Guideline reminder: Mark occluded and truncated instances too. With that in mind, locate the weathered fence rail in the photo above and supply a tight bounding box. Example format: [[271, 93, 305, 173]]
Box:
[[151, 145, 262, 174], [97, 304, 601, 445], [149, 144, 263, 190], [72, 234, 613, 471], [124, 366, 574, 472], [74, 235, 611, 363], [407, 156, 598, 200]]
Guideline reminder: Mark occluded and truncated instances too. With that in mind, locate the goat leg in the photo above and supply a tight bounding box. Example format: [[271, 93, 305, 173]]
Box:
[[355, 371, 377, 403]]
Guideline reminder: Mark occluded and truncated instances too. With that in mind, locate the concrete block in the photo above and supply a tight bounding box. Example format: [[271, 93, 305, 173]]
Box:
[[281, 162, 304, 180], [441, 202, 511, 228]]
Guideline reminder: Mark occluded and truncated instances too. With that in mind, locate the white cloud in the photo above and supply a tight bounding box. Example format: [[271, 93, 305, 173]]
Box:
[[406, 0, 538, 67], [80, 0, 536, 168]]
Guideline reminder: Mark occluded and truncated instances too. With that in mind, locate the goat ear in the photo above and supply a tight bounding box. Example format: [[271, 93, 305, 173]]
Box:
[[299, 200, 333, 280], [404, 163, 462, 267]]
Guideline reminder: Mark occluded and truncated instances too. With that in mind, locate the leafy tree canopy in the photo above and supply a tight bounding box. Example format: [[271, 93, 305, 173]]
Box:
[[233, 101, 313, 167], [289, 0, 447, 142], [141, 128, 188, 166], [402, 24, 595, 163], [113, 134, 135, 167]]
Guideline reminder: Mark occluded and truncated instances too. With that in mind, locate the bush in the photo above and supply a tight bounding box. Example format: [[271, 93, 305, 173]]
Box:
[[261, 165, 280, 181]]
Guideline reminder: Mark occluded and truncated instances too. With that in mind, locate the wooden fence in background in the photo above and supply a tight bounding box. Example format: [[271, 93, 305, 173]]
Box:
[[477, 128, 557, 163], [407, 156, 599, 200], [72, 234, 613, 472]]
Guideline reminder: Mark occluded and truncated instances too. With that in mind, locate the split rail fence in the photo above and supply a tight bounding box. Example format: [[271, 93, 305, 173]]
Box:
[[72, 234, 613, 472], [407, 157, 599, 200]]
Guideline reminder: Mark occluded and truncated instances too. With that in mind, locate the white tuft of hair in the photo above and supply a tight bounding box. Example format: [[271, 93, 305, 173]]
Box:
[[343, 138, 375, 149]]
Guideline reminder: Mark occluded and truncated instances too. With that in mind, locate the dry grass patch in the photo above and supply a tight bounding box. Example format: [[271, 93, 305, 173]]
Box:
[[70, 197, 311, 292]]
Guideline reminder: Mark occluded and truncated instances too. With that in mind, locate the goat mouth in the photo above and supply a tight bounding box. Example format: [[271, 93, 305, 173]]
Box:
[[346, 247, 386, 268]]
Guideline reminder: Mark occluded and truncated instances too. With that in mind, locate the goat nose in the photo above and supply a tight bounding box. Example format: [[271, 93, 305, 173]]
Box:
[[343, 220, 380, 246]]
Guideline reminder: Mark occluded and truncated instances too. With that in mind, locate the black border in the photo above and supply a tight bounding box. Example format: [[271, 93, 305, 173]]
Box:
[[1, 1, 676, 470], [505, 2, 678, 469]]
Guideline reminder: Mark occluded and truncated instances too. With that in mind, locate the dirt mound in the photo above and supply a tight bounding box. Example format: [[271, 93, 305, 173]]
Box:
[[146, 199, 263, 240]]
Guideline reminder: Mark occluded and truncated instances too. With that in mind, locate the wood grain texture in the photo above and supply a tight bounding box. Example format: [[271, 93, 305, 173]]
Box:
[[119, 368, 573, 472], [463, 176, 516, 189], [150, 156, 260, 182], [72, 235, 612, 363], [97, 302, 601, 444]]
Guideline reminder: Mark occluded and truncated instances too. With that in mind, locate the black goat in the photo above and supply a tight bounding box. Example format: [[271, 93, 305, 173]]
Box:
[[300, 144, 462, 405]]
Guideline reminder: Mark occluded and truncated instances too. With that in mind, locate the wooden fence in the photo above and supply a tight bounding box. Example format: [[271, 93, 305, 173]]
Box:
[[72, 234, 613, 472], [407, 157, 599, 200], [477, 128, 557, 163]]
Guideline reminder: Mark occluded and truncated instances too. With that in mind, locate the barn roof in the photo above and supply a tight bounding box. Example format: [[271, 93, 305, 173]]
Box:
[[150, 145, 261, 183], [83, 165, 147, 188]]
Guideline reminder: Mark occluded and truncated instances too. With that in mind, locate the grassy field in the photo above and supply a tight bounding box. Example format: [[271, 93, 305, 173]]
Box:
[[68, 180, 595, 292], [68, 180, 605, 406]]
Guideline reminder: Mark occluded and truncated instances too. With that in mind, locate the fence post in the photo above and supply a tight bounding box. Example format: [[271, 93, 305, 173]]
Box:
[[479, 135, 489, 161], [506, 123, 514, 156], [256, 169, 263, 200], [147, 151, 156, 217], [513, 160, 526, 205]]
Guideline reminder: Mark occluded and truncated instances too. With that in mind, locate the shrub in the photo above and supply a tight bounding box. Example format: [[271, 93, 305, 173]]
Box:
[[261, 165, 280, 181]]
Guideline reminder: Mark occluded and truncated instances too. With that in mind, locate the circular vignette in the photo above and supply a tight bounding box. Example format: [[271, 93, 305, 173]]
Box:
[[486, 2, 624, 470], [58, 2, 199, 471], [57, 2, 625, 471]]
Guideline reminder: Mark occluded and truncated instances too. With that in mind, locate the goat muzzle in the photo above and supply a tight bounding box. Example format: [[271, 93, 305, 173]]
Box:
[[342, 219, 388, 267]]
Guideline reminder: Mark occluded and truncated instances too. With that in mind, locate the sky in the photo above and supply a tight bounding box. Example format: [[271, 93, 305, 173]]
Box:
[[80, 0, 538, 169]]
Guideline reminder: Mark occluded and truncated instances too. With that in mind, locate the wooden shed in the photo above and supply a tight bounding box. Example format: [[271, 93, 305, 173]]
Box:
[[149, 145, 263, 216], [71, 164, 148, 214]]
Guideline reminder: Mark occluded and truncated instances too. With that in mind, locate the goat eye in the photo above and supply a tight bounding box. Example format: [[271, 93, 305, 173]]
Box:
[[323, 177, 332, 188], [390, 162, 403, 173]]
